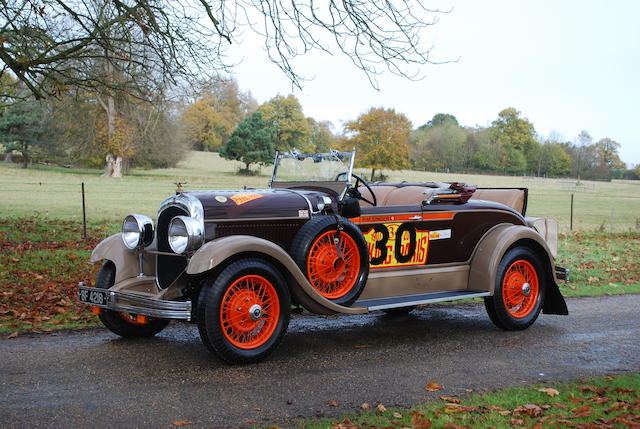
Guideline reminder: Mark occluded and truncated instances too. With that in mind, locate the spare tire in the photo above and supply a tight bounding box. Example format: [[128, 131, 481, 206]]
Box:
[[290, 216, 369, 306]]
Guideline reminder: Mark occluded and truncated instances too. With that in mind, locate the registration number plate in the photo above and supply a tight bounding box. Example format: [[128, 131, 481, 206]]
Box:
[[78, 287, 110, 307]]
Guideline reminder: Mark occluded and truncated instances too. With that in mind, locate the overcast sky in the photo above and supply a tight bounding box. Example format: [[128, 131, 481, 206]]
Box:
[[229, 1, 640, 166]]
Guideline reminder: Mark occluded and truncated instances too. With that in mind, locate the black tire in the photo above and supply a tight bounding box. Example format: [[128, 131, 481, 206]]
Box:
[[483, 247, 546, 330], [382, 306, 417, 316], [290, 216, 369, 306], [197, 258, 291, 364], [94, 261, 170, 338]]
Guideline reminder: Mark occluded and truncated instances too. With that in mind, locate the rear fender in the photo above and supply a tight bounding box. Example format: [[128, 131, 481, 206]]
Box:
[[90, 233, 156, 283], [469, 224, 568, 315], [186, 235, 367, 315]]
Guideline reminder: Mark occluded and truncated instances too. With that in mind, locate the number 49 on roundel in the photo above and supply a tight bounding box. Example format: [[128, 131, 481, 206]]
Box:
[[77, 150, 569, 364]]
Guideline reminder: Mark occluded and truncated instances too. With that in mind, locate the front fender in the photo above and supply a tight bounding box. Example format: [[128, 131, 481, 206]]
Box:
[[186, 235, 367, 315], [90, 233, 155, 283], [469, 224, 568, 315]]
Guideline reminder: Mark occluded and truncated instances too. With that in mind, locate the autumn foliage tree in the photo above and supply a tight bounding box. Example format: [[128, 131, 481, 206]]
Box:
[[258, 95, 311, 152], [345, 107, 412, 180], [181, 78, 257, 151]]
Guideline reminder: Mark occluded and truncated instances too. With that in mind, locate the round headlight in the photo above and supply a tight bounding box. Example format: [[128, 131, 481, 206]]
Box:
[[122, 214, 154, 250], [168, 216, 204, 254]]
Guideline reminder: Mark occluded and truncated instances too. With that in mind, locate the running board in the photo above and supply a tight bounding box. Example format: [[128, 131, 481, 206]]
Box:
[[355, 290, 490, 311]]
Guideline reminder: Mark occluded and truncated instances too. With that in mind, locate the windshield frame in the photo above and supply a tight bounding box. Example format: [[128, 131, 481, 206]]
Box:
[[269, 149, 356, 187]]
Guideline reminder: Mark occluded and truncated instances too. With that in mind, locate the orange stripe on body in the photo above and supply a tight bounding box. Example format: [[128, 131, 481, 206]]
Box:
[[352, 212, 454, 224]]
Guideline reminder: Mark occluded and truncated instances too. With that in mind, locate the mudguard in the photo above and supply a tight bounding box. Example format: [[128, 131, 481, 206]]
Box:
[[186, 235, 367, 315], [469, 224, 568, 315], [90, 233, 156, 283]]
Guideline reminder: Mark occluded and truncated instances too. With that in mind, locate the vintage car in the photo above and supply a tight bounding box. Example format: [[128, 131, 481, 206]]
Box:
[[78, 150, 568, 364]]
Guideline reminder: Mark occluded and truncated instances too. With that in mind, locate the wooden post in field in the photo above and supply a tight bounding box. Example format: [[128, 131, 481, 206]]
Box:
[[81, 182, 87, 239], [570, 193, 574, 231]]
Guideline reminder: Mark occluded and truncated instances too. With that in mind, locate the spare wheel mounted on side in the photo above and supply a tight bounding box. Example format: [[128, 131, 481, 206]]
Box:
[[290, 216, 369, 306]]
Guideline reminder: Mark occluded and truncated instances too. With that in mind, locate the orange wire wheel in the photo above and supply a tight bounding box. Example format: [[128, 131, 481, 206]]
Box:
[[501, 259, 540, 318], [219, 275, 281, 349], [306, 230, 361, 300]]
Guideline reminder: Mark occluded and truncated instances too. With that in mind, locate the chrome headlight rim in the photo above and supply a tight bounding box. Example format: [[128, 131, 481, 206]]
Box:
[[122, 214, 154, 250], [168, 215, 204, 254]]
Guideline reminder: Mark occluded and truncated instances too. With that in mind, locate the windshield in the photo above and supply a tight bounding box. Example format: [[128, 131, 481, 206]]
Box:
[[270, 150, 355, 184]]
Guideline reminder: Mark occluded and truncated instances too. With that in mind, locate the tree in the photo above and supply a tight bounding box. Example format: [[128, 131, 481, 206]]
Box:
[[258, 95, 311, 152], [307, 119, 337, 153], [219, 112, 275, 173], [490, 108, 539, 173], [538, 143, 571, 177], [345, 107, 412, 180], [411, 113, 467, 171], [1, 1, 445, 100], [594, 138, 626, 179], [419, 113, 459, 129], [181, 78, 257, 151], [0, 97, 49, 168]]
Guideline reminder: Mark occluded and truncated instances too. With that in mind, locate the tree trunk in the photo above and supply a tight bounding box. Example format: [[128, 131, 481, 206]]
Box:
[[101, 93, 122, 178], [21, 143, 29, 168], [370, 168, 376, 182], [3, 152, 12, 163]]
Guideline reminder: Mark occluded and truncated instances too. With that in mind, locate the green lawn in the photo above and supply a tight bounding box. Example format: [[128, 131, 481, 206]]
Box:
[[1, 151, 639, 231], [288, 373, 640, 429]]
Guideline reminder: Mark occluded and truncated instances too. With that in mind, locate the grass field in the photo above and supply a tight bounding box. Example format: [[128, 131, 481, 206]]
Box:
[[1, 151, 639, 231], [291, 373, 640, 429]]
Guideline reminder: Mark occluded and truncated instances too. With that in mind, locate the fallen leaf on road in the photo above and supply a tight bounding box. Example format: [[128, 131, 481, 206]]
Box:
[[440, 396, 461, 404], [331, 418, 361, 429], [360, 403, 370, 410], [571, 404, 591, 414], [513, 404, 543, 418], [537, 388, 560, 397], [510, 418, 525, 426], [410, 410, 432, 429], [425, 381, 443, 391], [171, 421, 192, 426], [254, 407, 262, 411], [326, 400, 340, 407], [376, 404, 386, 413], [7, 331, 18, 339]]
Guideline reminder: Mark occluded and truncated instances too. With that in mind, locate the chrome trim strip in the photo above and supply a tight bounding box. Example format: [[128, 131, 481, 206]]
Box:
[[204, 216, 307, 223], [365, 291, 490, 311], [78, 285, 192, 320]]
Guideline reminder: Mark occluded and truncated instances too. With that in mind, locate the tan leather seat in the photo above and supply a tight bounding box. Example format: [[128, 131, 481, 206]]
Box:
[[470, 189, 525, 214]]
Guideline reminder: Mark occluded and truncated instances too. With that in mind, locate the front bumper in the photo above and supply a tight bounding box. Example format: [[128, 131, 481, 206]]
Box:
[[78, 283, 192, 321]]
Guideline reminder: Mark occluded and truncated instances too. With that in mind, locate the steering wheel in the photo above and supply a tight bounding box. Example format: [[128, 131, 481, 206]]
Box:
[[335, 172, 377, 206]]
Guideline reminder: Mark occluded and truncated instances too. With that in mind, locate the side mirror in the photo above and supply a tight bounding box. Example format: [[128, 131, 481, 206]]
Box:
[[339, 197, 361, 218]]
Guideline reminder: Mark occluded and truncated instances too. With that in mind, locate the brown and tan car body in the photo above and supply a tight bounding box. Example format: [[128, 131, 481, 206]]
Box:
[[85, 182, 568, 320]]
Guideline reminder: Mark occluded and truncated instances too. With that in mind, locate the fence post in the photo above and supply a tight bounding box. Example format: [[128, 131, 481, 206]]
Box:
[[81, 182, 87, 239], [570, 193, 574, 231]]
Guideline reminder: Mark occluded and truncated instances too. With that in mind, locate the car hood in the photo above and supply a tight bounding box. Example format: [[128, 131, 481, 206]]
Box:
[[185, 189, 329, 221]]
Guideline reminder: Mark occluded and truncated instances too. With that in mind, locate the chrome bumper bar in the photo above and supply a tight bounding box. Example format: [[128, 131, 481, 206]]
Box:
[[78, 283, 192, 321]]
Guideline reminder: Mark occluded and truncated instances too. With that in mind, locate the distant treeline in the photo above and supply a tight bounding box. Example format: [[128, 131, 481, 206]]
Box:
[[1, 73, 637, 181]]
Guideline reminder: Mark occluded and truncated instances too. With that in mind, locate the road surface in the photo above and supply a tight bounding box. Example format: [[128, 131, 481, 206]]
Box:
[[1, 295, 639, 428]]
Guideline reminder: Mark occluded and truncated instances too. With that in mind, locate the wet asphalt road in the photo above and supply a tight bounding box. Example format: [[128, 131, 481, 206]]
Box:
[[1, 295, 639, 429]]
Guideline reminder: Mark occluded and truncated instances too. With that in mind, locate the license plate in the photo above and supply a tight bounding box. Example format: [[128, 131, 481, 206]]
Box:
[[79, 287, 110, 307]]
